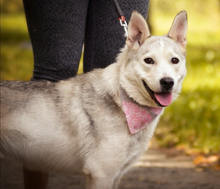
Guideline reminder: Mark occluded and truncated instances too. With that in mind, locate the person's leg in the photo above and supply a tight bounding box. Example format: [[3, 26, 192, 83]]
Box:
[[83, 0, 150, 73], [23, 0, 89, 81], [23, 167, 49, 189]]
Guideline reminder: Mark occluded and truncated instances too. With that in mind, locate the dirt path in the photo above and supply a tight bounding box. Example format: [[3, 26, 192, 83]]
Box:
[[1, 148, 220, 189]]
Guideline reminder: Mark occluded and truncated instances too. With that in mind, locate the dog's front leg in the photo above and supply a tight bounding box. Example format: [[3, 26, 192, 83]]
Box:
[[85, 172, 114, 189], [85, 174, 114, 189], [113, 174, 123, 189], [112, 165, 131, 189], [23, 166, 49, 189]]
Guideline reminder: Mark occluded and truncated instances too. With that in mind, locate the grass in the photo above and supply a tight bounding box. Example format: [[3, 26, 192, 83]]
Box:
[[1, 1, 220, 154], [1, 14, 33, 80]]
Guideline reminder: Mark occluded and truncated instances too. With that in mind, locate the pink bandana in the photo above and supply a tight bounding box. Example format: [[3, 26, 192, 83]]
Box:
[[120, 87, 163, 134]]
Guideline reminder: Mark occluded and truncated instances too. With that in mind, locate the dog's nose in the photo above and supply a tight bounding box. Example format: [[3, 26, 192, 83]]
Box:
[[160, 77, 174, 90]]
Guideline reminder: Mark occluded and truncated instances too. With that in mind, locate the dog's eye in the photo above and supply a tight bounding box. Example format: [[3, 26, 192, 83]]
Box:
[[171, 58, 179, 64], [144, 58, 154, 64]]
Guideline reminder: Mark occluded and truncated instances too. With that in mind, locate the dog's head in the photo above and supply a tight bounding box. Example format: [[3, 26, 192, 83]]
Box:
[[119, 11, 187, 107]]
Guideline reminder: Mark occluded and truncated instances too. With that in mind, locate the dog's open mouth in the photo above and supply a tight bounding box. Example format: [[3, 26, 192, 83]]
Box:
[[143, 80, 172, 107]]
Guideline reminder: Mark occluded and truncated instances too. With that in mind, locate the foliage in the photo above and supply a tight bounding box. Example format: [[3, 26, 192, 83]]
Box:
[[1, 14, 33, 80], [1, 0, 24, 14], [1, 0, 220, 153]]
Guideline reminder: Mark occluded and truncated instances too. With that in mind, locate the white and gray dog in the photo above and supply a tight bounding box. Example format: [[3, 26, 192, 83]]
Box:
[[1, 11, 187, 189]]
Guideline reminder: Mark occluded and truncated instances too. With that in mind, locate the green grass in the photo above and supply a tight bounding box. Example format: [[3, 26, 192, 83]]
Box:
[[1, 1, 220, 154], [1, 14, 33, 80]]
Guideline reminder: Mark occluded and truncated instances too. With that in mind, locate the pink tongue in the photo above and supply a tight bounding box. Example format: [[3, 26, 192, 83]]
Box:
[[154, 92, 172, 106]]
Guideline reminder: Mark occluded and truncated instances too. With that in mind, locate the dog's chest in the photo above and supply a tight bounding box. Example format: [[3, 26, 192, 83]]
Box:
[[120, 132, 148, 171]]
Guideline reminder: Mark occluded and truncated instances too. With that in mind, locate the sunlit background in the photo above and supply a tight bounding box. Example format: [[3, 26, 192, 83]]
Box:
[[1, 0, 220, 154]]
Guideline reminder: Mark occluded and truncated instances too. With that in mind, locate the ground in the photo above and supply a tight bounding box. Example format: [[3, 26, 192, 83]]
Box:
[[1, 148, 220, 189]]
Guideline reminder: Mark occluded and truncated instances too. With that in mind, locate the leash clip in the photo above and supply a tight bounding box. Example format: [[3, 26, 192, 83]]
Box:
[[119, 16, 128, 37]]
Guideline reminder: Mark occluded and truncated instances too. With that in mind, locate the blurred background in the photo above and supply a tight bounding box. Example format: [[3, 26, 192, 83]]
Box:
[[1, 0, 220, 154]]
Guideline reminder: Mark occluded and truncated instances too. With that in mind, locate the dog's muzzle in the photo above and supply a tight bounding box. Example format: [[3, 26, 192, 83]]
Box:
[[143, 80, 173, 107]]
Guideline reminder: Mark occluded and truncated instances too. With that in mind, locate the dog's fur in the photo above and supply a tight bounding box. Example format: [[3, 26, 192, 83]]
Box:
[[0, 11, 187, 189]]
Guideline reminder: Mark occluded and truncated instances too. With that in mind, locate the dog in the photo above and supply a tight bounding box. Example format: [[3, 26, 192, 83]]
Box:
[[0, 11, 187, 189]]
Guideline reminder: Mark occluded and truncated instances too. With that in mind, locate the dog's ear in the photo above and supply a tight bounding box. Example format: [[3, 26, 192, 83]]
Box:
[[168, 11, 188, 49], [126, 11, 150, 50]]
